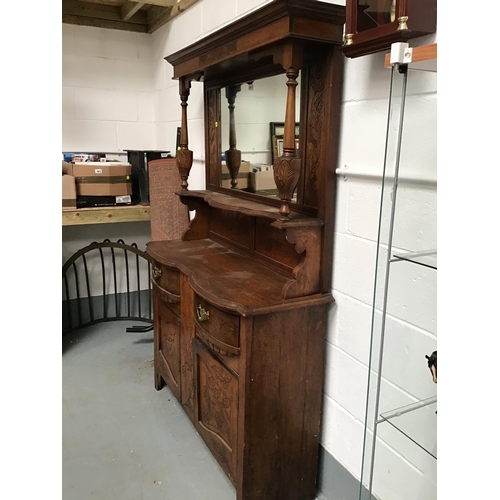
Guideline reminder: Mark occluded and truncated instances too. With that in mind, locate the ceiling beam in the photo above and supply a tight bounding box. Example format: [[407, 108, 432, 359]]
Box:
[[63, 14, 149, 32], [62, 0, 148, 24], [62, 0, 198, 33], [148, 0, 199, 33], [144, 0, 177, 6], [75, 0, 124, 6], [121, 1, 146, 21]]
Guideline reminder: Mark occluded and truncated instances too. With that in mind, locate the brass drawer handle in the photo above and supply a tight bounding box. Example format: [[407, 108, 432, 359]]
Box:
[[196, 304, 210, 322], [153, 266, 162, 279]]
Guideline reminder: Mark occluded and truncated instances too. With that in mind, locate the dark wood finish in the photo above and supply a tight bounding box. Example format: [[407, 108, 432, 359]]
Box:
[[239, 305, 328, 500], [177, 77, 194, 190], [166, 0, 344, 80], [154, 291, 181, 399], [149, 2, 345, 498], [193, 338, 239, 484], [342, 0, 437, 58], [194, 294, 241, 355], [224, 85, 242, 189], [179, 272, 195, 421]]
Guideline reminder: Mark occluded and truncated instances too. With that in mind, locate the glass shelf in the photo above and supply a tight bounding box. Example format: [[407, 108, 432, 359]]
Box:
[[379, 396, 437, 459], [391, 249, 437, 269]]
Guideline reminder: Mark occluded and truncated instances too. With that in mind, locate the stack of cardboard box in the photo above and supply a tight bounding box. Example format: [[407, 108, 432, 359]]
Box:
[[62, 160, 133, 208], [221, 160, 250, 189], [62, 161, 76, 209], [249, 164, 278, 196]]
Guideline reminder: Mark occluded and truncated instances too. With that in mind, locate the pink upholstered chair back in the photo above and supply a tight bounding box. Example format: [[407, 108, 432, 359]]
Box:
[[148, 158, 189, 241]]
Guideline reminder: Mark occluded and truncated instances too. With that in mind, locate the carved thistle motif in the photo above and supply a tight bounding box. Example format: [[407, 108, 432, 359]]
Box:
[[225, 149, 241, 188], [275, 63, 301, 219], [177, 77, 193, 190], [274, 156, 301, 218], [224, 84, 242, 188], [176, 148, 193, 186]]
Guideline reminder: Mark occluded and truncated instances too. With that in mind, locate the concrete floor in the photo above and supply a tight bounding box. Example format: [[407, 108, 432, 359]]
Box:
[[62, 321, 235, 500]]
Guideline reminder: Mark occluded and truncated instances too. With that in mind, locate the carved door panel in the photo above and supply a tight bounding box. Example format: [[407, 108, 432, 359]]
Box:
[[193, 338, 238, 484], [156, 296, 181, 401]]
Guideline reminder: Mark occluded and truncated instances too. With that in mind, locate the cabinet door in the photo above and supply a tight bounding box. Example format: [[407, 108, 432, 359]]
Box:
[[193, 338, 238, 485], [155, 294, 181, 401]]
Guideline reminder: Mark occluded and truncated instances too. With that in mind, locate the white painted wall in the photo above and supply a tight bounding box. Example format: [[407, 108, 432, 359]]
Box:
[[220, 74, 300, 166], [62, 1, 437, 498], [62, 24, 155, 294], [62, 24, 156, 152]]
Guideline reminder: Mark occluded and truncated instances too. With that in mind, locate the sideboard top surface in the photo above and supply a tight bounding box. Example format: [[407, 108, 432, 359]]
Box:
[[147, 239, 333, 316]]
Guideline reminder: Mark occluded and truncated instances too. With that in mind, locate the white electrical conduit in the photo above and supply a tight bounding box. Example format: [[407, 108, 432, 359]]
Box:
[[335, 166, 437, 186], [182, 159, 438, 186]]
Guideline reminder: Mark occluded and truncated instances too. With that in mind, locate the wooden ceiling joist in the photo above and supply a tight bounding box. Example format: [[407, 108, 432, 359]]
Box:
[[62, 0, 200, 34], [121, 1, 146, 21], [148, 0, 199, 32]]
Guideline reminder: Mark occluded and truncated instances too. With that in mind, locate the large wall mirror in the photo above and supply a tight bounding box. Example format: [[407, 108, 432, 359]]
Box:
[[218, 73, 300, 201]]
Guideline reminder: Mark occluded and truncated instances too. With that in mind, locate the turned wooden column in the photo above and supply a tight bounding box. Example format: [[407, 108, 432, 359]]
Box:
[[225, 84, 242, 189], [177, 76, 194, 190], [273, 42, 303, 220]]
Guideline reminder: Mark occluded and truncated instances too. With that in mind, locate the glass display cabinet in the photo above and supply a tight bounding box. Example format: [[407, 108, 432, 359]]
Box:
[[359, 42, 437, 500]]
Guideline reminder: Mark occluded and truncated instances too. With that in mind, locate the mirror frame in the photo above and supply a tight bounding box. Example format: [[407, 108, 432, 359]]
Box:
[[165, 0, 346, 220], [209, 71, 302, 205]]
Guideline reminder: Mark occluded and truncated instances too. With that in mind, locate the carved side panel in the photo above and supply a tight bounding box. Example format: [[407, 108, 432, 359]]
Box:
[[303, 61, 326, 209], [179, 196, 210, 241], [194, 339, 238, 483], [206, 87, 221, 187], [157, 299, 181, 400], [281, 225, 322, 299]]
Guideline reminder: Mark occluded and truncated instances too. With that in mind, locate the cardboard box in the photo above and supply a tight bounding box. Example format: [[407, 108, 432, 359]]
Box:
[[62, 160, 73, 176], [76, 195, 132, 208], [62, 174, 76, 209], [249, 169, 276, 192], [221, 160, 250, 175], [250, 163, 273, 172], [72, 162, 132, 196], [221, 172, 249, 189]]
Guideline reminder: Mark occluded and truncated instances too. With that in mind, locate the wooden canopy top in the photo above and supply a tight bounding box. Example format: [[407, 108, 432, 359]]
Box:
[[165, 0, 345, 80]]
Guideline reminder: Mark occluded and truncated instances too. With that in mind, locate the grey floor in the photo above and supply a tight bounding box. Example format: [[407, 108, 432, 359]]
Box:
[[62, 321, 235, 500]]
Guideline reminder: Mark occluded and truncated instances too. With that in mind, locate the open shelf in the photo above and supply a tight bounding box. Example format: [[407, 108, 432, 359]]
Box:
[[62, 204, 150, 226], [391, 249, 437, 269], [379, 396, 437, 459], [179, 190, 323, 228]]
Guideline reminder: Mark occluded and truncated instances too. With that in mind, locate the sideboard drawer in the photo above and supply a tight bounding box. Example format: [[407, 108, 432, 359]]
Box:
[[152, 261, 180, 298], [193, 295, 240, 356]]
